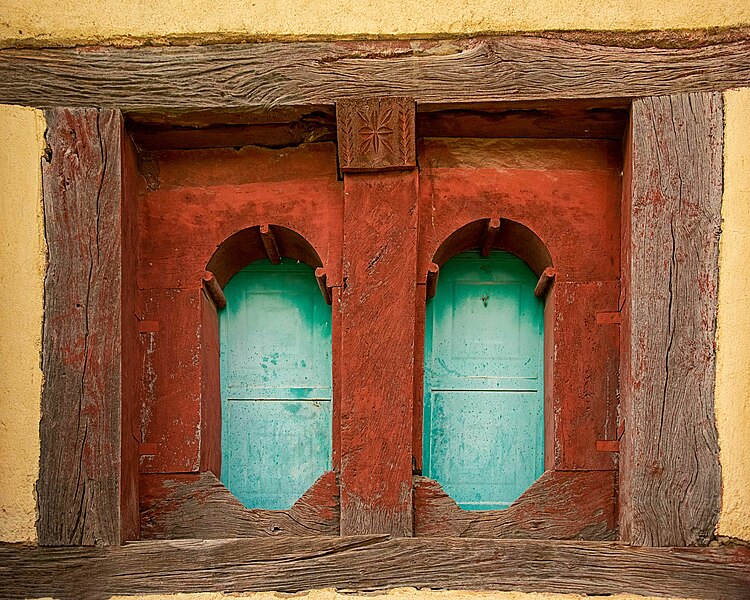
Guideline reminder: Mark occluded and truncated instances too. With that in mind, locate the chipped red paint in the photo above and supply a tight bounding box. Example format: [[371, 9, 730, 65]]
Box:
[[138, 287, 203, 473], [199, 288, 221, 475]]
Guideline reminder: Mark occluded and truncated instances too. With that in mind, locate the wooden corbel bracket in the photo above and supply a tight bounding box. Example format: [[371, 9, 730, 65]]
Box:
[[534, 267, 556, 298], [481, 217, 502, 257], [315, 267, 332, 305], [202, 271, 227, 309], [426, 262, 440, 299], [259, 224, 281, 264]]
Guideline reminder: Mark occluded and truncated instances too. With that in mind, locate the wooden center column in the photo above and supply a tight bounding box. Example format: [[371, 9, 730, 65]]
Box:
[[336, 97, 417, 536]]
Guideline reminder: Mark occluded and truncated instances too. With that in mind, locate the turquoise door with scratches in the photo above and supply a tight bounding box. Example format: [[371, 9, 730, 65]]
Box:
[[220, 259, 332, 510], [423, 251, 544, 510]]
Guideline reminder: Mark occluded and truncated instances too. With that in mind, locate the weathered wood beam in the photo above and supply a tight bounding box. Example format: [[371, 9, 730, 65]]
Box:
[[620, 91, 723, 546], [338, 97, 417, 536], [414, 471, 616, 540], [417, 105, 629, 140], [0, 35, 749, 112], [140, 471, 339, 539], [38, 107, 139, 545], [1, 537, 748, 600]]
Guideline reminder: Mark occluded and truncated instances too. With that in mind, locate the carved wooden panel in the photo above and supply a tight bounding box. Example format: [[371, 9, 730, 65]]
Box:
[[336, 97, 416, 171]]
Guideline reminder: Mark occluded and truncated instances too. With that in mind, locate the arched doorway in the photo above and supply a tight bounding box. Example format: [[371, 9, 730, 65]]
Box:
[[220, 258, 333, 510], [423, 250, 544, 510]]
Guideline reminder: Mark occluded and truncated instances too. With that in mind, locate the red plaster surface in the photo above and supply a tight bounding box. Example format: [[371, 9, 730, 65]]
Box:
[[137, 287, 202, 473], [199, 289, 221, 475]]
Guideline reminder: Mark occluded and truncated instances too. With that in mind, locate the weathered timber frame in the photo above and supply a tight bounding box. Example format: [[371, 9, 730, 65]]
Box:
[[0, 30, 749, 599]]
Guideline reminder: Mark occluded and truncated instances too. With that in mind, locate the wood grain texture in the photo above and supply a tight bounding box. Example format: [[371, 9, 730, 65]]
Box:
[[340, 171, 418, 536], [120, 125, 141, 542], [38, 108, 138, 546], [0, 36, 749, 112], [129, 115, 337, 150], [414, 471, 616, 540], [1, 537, 748, 600], [140, 471, 338, 539], [127, 104, 628, 152], [199, 288, 221, 474], [418, 105, 629, 140], [620, 92, 723, 546]]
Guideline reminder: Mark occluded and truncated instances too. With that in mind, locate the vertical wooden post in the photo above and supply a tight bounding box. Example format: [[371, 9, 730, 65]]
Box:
[[38, 108, 139, 545], [621, 92, 723, 546], [337, 97, 417, 536], [199, 284, 221, 476]]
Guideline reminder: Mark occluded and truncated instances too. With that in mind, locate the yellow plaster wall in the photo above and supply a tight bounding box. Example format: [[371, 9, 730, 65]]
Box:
[[1, 0, 749, 48], [0, 104, 45, 542], [715, 87, 750, 542]]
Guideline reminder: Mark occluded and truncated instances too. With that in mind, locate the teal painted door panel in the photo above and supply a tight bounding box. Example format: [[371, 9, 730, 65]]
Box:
[[424, 251, 544, 510], [221, 261, 332, 400], [223, 399, 332, 510], [220, 259, 332, 510], [424, 390, 544, 509]]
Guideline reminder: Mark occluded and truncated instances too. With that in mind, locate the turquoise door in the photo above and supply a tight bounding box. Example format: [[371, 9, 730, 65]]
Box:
[[220, 259, 332, 510], [423, 251, 544, 510]]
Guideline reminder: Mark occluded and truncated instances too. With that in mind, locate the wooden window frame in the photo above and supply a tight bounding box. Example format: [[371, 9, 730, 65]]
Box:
[[1, 33, 749, 599]]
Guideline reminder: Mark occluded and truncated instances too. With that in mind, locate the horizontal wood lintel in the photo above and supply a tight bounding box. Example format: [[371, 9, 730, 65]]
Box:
[[0, 33, 748, 117], [1, 537, 748, 600]]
